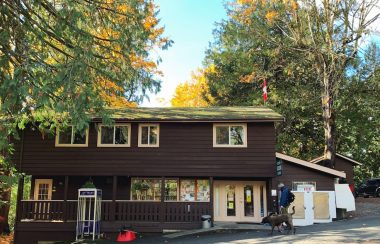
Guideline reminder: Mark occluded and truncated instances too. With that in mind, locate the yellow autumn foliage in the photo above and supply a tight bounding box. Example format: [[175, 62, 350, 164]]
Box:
[[171, 67, 215, 107], [234, 0, 299, 24]]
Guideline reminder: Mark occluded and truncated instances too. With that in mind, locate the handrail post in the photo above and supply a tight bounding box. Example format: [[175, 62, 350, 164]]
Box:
[[160, 177, 165, 224], [111, 176, 117, 221], [209, 177, 214, 222], [63, 176, 69, 222]]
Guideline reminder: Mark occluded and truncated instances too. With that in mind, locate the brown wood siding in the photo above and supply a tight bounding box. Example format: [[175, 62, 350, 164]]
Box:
[[273, 160, 336, 191], [16, 122, 276, 177], [334, 157, 354, 186]]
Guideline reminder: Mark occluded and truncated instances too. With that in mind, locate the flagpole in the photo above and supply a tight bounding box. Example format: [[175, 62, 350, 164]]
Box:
[[263, 79, 268, 105]]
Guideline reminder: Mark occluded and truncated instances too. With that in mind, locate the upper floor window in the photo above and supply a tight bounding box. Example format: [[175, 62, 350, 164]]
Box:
[[213, 124, 247, 147], [55, 126, 88, 147], [97, 124, 131, 147], [138, 124, 159, 147]]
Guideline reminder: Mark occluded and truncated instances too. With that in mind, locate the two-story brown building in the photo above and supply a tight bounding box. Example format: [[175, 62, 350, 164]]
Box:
[[13, 107, 284, 243]]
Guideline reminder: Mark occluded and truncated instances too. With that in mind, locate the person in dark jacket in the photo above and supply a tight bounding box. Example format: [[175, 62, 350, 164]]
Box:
[[278, 183, 289, 214]]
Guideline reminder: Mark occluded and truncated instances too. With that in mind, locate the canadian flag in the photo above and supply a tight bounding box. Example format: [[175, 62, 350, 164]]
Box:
[[263, 79, 268, 103]]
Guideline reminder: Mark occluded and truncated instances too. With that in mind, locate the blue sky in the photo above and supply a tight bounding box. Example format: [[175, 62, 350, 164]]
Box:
[[141, 0, 227, 107]]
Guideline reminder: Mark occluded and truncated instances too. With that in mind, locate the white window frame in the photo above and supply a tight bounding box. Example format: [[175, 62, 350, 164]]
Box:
[[138, 123, 160, 147], [213, 123, 247, 148], [97, 123, 131, 147], [55, 126, 89, 147]]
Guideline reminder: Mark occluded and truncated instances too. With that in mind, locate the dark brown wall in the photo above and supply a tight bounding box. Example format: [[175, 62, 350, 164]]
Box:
[[334, 157, 354, 186], [31, 176, 128, 200], [16, 122, 276, 177], [273, 160, 336, 191]]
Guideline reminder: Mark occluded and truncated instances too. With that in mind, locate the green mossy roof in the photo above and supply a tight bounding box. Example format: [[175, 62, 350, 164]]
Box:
[[97, 106, 283, 122]]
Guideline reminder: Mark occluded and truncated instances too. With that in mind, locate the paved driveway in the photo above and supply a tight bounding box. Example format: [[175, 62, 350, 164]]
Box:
[[133, 215, 380, 244]]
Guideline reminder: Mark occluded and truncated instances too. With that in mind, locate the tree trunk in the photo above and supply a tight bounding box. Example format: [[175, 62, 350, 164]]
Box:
[[322, 72, 336, 169], [0, 167, 11, 234]]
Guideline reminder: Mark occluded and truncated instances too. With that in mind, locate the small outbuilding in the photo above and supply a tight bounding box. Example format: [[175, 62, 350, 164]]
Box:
[[310, 153, 362, 191], [274, 152, 346, 192]]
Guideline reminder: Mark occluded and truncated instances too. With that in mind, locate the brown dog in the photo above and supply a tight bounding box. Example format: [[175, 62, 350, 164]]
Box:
[[261, 206, 296, 235]]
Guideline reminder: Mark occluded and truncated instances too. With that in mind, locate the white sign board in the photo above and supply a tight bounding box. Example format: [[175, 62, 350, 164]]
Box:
[[335, 184, 356, 211], [297, 184, 315, 192]]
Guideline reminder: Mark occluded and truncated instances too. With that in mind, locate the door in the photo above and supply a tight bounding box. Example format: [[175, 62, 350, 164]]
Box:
[[214, 181, 266, 222], [34, 179, 53, 200], [290, 191, 314, 226], [313, 192, 330, 220], [33, 179, 53, 219]]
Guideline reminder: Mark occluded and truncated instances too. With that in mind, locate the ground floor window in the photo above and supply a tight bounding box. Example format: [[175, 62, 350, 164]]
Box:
[[292, 181, 316, 191], [164, 179, 210, 202], [131, 178, 161, 201]]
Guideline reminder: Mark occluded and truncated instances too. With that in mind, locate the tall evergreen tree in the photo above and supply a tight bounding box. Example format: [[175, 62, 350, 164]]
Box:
[[0, 0, 171, 233]]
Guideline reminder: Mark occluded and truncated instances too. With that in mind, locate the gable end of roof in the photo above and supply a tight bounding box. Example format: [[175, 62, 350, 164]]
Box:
[[276, 152, 346, 178]]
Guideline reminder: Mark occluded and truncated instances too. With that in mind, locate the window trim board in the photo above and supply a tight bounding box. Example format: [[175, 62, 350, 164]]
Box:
[[213, 123, 248, 148], [55, 126, 89, 147], [138, 123, 160, 147], [97, 123, 131, 147]]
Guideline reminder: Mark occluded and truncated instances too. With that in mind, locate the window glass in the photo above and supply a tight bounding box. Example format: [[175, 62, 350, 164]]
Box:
[[101, 126, 114, 144], [73, 131, 86, 144], [230, 126, 244, 145], [165, 180, 178, 201], [58, 127, 72, 144], [57, 126, 87, 145], [149, 126, 158, 145], [141, 126, 149, 144], [131, 179, 161, 201], [196, 180, 210, 202], [38, 184, 49, 200], [115, 126, 128, 144], [139, 125, 159, 146], [180, 180, 195, 201], [216, 126, 229, 145], [367, 180, 376, 186]]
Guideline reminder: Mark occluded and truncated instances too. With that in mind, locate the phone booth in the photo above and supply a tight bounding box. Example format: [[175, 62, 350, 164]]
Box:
[[76, 188, 102, 241]]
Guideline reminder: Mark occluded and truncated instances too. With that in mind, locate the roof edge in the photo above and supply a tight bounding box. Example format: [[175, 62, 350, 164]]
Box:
[[310, 154, 362, 166], [276, 152, 346, 178]]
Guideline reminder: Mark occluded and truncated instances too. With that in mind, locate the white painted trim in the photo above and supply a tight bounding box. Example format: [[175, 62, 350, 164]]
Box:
[[213, 123, 247, 148], [309, 153, 362, 166], [138, 123, 160, 147], [276, 152, 346, 178], [97, 123, 131, 147], [33, 179, 53, 200], [55, 126, 89, 147], [336, 153, 362, 166]]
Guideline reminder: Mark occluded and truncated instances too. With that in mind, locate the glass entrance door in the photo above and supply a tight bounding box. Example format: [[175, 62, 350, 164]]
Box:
[[214, 181, 266, 222], [226, 185, 236, 217], [244, 185, 254, 217]]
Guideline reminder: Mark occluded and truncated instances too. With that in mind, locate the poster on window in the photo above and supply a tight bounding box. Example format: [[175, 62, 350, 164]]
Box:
[[180, 180, 195, 201], [197, 180, 210, 201]]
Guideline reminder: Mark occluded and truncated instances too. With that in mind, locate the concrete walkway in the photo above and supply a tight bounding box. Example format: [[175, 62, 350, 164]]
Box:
[[164, 222, 270, 239]]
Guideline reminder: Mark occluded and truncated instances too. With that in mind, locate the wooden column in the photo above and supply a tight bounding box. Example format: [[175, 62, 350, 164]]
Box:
[[111, 176, 117, 221], [160, 177, 165, 224], [209, 177, 214, 221], [63, 176, 69, 222], [15, 176, 24, 222], [14, 176, 24, 244]]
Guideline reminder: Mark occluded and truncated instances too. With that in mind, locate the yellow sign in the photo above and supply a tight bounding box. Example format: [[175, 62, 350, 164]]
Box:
[[246, 195, 251, 203], [228, 202, 234, 209]]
